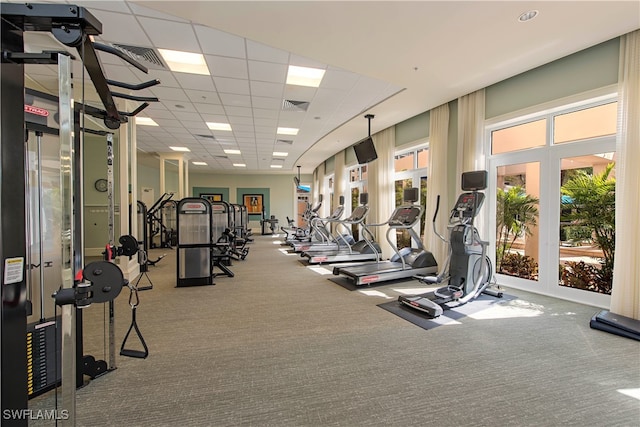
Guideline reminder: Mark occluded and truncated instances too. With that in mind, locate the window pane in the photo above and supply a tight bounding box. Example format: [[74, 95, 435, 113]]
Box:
[[395, 178, 412, 249], [361, 164, 368, 181], [350, 168, 359, 182], [554, 102, 617, 144], [419, 176, 427, 238], [394, 152, 414, 172], [417, 148, 429, 168], [496, 162, 540, 281], [491, 119, 546, 155], [351, 187, 360, 241], [559, 153, 615, 294]]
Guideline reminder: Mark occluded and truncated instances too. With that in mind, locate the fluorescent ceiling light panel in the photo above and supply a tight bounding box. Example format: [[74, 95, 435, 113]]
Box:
[[192, 161, 207, 165], [136, 117, 158, 126], [206, 122, 232, 131], [273, 151, 288, 157], [158, 48, 210, 75], [270, 165, 283, 169], [233, 163, 246, 167], [224, 149, 241, 155], [277, 127, 299, 135], [286, 65, 325, 87], [169, 146, 190, 152]]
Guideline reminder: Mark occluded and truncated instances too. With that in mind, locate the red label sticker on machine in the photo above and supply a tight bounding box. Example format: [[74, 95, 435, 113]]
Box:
[[184, 203, 206, 211], [361, 275, 379, 284], [24, 105, 49, 117]]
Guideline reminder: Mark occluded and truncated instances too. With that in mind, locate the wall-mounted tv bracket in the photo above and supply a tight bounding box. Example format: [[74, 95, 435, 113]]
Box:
[[1, 3, 160, 130], [365, 113, 375, 137]]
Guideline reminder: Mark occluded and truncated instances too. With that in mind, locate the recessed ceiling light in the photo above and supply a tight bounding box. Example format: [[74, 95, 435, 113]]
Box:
[[224, 149, 241, 155], [273, 151, 288, 157], [287, 65, 325, 87], [277, 127, 299, 136], [136, 117, 158, 126], [233, 163, 246, 167], [206, 122, 232, 131], [192, 161, 207, 166], [270, 165, 283, 169], [169, 146, 190, 152], [158, 48, 210, 75], [518, 10, 538, 22]]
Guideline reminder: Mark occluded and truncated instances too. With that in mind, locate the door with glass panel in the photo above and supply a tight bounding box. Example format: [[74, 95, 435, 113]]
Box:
[[488, 98, 617, 306]]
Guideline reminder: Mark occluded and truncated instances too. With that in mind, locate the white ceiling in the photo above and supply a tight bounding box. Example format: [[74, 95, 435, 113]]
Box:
[[14, 1, 640, 175]]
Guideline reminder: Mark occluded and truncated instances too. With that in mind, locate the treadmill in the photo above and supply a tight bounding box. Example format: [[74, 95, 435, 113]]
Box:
[[303, 193, 381, 264], [332, 188, 437, 286], [291, 196, 349, 253]]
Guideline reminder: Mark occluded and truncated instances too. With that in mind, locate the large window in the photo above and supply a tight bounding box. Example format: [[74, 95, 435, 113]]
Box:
[[488, 95, 617, 306], [394, 143, 428, 248], [347, 165, 367, 241]]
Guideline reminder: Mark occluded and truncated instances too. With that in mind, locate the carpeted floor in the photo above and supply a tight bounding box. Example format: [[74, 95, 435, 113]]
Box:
[[28, 234, 640, 426]]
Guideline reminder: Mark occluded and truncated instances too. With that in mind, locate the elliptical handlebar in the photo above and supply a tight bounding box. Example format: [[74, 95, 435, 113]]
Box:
[[432, 195, 448, 243]]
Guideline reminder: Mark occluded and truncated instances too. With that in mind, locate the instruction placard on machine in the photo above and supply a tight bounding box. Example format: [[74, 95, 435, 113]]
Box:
[[4, 257, 24, 284]]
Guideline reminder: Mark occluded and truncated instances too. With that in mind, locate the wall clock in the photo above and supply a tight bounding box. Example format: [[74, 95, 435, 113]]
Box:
[[94, 178, 108, 192]]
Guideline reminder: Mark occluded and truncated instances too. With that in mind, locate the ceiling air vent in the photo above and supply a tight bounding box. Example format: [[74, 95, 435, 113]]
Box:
[[282, 99, 310, 112], [195, 134, 216, 140], [111, 43, 166, 68], [213, 155, 229, 159], [276, 139, 294, 145]]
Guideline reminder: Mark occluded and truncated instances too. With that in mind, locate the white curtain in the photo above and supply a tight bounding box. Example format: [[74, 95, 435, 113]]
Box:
[[610, 30, 640, 319], [457, 89, 487, 236], [368, 126, 395, 259], [423, 103, 450, 265], [314, 162, 326, 217], [333, 150, 346, 217], [457, 88, 487, 177]]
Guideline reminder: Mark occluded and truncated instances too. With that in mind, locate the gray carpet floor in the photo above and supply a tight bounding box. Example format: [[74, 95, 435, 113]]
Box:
[[29, 234, 640, 426]]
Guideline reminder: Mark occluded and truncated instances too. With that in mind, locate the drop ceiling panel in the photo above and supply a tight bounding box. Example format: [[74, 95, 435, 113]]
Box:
[[206, 56, 249, 79], [219, 93, 252, 108], [174, 73, 216, 91], [194, 25, 247, 58], [195, 104, 226, 115], [213, 77, 251, 95], [225, 106, 253, 117], [91, 11, 152, 46], [150, 86, 191, 101], [138, 17, 200, 52], [248, 61, 287, 84], [250, 81, 284, 98], [187, 91, 221, 104], [128, 2, 189, 22], [246, 40, 289, 64]]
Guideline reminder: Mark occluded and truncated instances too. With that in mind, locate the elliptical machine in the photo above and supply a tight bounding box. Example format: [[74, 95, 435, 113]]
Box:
[[398, 170, 502, 317]]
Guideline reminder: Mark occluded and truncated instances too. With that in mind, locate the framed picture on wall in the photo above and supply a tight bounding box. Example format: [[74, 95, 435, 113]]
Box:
[[200, 193, 223, 203], [243, 194, 263, 214]]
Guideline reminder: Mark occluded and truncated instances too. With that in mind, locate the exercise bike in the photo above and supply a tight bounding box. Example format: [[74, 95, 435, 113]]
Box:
[[398, 170, 502, 318]]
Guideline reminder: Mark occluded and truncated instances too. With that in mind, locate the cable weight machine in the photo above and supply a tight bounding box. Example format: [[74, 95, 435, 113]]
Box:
[[2, 3, 160, 424]]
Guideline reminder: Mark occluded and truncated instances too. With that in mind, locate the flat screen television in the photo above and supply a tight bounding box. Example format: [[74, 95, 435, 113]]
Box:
[[353, 136, 377, 164]]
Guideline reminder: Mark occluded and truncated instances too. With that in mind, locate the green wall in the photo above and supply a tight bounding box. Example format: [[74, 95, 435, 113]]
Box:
[[485, 38, 620, 119], [395, 110, 430, 147]]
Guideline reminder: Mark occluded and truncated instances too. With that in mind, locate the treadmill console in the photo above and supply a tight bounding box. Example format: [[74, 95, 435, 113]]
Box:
[[389, 206, 420, 226], [452, 192, 485, 218]]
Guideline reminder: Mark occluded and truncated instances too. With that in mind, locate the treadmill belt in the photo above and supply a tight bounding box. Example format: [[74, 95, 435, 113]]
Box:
[[378, 293, 515, 330]]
